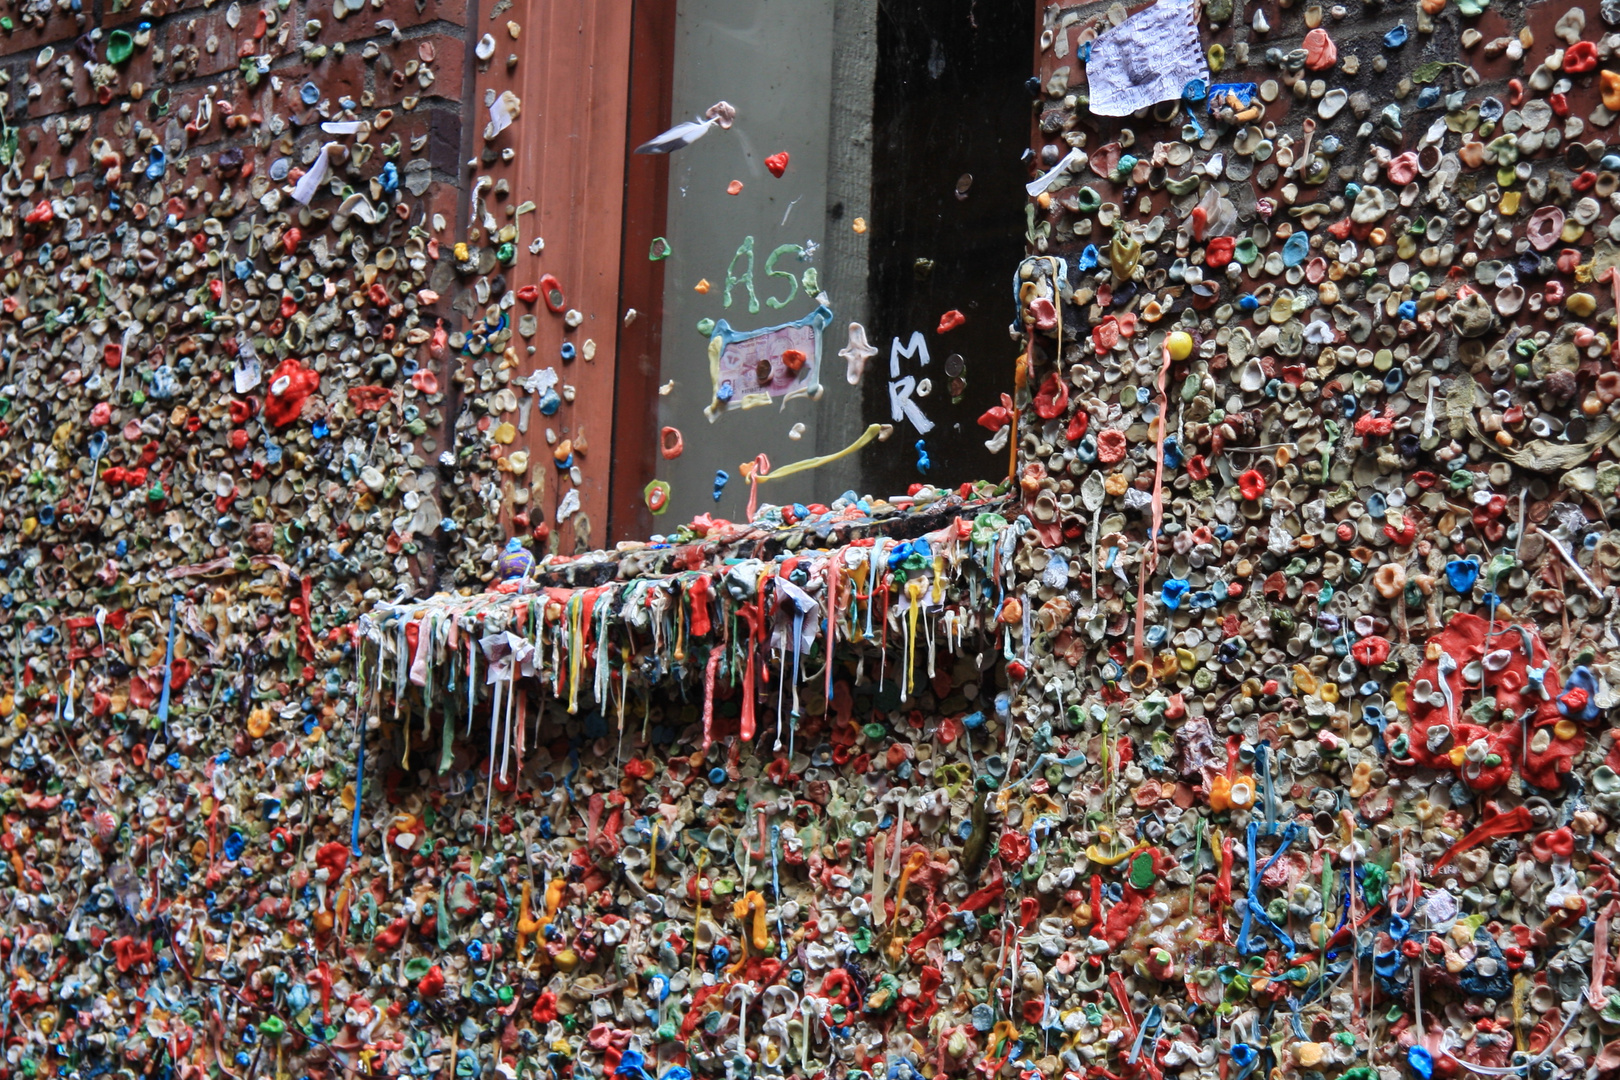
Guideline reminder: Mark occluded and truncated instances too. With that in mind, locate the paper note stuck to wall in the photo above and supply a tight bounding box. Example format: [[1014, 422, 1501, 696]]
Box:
[[1085, 0, 1207, 117]]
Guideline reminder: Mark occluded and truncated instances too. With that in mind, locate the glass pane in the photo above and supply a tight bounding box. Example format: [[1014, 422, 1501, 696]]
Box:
[[623, 0, 1034, 529]]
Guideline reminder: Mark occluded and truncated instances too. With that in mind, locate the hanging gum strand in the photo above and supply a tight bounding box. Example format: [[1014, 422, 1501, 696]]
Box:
[[737, 890, 770, 951], [891, 849, 926, 927], [542, 876, 566, 928], [516, 881, 541, 959], [889, 853, 932, 962], [871, 830, 889, 928], [644, 822, 659, 888], [725, 890, 770, 975], [904, 578, 925, 698]]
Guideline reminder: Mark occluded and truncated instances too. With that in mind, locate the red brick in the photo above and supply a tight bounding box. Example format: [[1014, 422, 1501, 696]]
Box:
[[387, 182, 459, 250], [58, 140, 94, 182], [101, 43, 159, 102], [0, 11, 85, 58], [286, 48, 368, 106], [321, 3, 468, 46], [376, 0, 469, 29], [371, 32, 463, 107], [170, 9, 257, 79], [25, 61, 92, 118], [98, 0, 151, 29], [160, 0, 249, 21], [195, 82, 261, 139]]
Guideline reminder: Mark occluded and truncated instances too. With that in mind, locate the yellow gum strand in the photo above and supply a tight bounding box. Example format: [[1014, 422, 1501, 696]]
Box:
[[905, 578, 925, 696], [690, 851, 709, 983], [848, 561, 870, 637], [749, 424, 888, 484], [567, 597, 585, 714], [1512, 975, 1529, 1052], [1086, 839, 1149, 867]]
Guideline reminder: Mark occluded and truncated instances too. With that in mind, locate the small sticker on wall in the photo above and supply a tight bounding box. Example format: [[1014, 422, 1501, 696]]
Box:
[[703, 305, 834, 422]]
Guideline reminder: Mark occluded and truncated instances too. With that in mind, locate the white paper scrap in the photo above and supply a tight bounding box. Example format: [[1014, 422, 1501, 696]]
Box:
[[292, 145, 331, 205], [1026, 146, 1088, 197], [488, 93, 518, 138], [556, 489, 581, 521], [1084, 0, 1208, 117]]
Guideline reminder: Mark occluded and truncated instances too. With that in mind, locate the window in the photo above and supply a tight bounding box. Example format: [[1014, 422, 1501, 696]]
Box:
[[610, 0, 1036, 538]]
